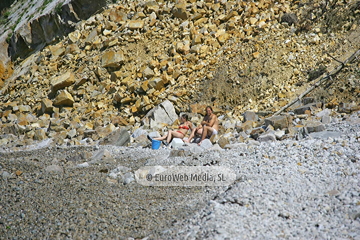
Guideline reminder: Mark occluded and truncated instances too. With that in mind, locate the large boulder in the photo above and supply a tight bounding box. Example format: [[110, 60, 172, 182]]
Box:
[[101, 50, 125, 68], [98, 128, 130, 146], [243, 111, 259, 122], [51, 71, 76, 92], [265, 115, 292, 130], [143, 100, 178, 129], [293, 102, 322, 115], [53, 90, 74, 107]]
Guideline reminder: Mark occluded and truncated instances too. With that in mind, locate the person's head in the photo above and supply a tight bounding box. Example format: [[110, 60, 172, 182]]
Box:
[[180, 114, 188, 122], [205, 106, 213, 116]]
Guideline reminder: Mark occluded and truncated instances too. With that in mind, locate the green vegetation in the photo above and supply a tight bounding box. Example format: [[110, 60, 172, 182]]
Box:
[[0, 8, 11, 25], [6, 32, 12, 43], [27, 12, 35, 21], [3, 11, 11, 18], [40, 0, 52, 12], [15, 17, 20, 27], [55, 2, 62, 14]]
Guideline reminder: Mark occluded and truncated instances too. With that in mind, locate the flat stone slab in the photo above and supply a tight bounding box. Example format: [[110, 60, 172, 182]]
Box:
[[309, 131, 342, 139]]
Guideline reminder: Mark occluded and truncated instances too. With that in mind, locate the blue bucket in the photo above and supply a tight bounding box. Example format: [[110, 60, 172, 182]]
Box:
[[151, 139, 161, 150]]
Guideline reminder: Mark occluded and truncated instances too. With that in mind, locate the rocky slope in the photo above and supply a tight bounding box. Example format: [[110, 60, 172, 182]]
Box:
[[0, 1, 360, 239], [0, 0, 359, 147]]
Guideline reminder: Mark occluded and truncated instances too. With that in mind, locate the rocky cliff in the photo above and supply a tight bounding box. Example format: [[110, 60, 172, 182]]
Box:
[[0, 0, 359, 148], [0, 0, 106, 83]]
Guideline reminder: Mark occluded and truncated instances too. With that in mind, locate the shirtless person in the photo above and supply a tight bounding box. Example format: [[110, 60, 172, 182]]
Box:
[[184, 106, 219, 145]]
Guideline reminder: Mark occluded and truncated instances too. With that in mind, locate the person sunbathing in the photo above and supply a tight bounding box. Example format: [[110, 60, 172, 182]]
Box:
[[184, 106, 219, 145], [147, 114, 192, 146]]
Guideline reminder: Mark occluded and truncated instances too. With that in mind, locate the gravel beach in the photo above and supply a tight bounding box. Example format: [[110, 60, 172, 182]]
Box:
[[1, 113, 360, 239]]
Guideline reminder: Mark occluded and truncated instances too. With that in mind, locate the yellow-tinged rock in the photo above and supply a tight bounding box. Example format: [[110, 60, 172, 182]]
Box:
[[111, 116, 128, 126], [85, 29, 98, 44], [121, 76, 132, 86], [17, 114, 29, 126], [286, 92, 294, 98], [34, 129, 47, 141], [191, 34, 203, 45], [41, 98, 53, 114], [85, 122, 94, 130], [278, 92, 287, 98], [161, 73, 171, 85], [49, 44, 65, 57], [211, 3, 220, 12], [194, 18, 208, 26], [143, 96, 151, 105], [53, 90, 75, 107], [2, 110, 11, 118], [172, 3, 188, 20], [121, 96, 134, 104], [148, 78, 164, 91], [190, 103, 207, 114], [111, 71, 123, 81], [176, 41, 190, 54], [93, 110, 104, 118], [127, 82, 138, 92], [149, 17, 157, 27], [108, 38, 119, 47], [249, 6, 259, 14], [140, 80, 149, 92], [143, 105, 153, 112], [93, 36, 103, 49], [68, 30, 81, 43], [142, 66, 155, 79], [153, 90, 161, 97], [258, 20, 267, 28], [114, 92, 123, 103], [97, 102, 105, 109], [128, 20, 144, 30], [159, 60, 168, 69], [223, 11, 238, 22], [108, 8, 128, 22], [194, 63, 205, 70], [51, 71, 76, 92], [129, 116, 135, 125], [131, 105, 138, 113], [227, 22, 236, 30], [144, 1, 159, 13], [191, 12, 203, 21], [135, 12, 146, 19], [101, 50, 125, 68], [168, 95, 178, 103], [172, 68, 182, 79], [252, 52, 260, 58], [206, 38, 220, 48], [18, 105, 31, 112], [65, 44, 80, 54], [249, 17, 258, 25], [278, 100, 288, 107], [135, 98, 141, 108]]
